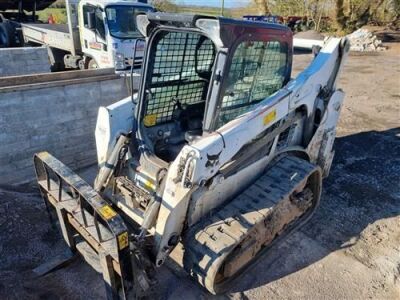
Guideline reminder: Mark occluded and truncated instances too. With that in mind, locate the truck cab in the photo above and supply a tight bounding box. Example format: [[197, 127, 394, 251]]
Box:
[[79, 0, 153, 70]]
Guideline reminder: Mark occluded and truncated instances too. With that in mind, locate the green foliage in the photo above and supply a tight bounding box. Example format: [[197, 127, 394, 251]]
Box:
[[37, 0, 400, 32], [334, 0, 399, 32], [253, 0, 399, 32], [152, 0, 179, 12], [37, 8, 67, 24]]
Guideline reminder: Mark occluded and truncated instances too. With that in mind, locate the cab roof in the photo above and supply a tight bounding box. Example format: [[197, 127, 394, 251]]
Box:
[[85, 0, 153, 9], [138, 12, 292, 49]]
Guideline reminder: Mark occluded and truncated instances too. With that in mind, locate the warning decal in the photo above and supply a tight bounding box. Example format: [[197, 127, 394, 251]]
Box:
[[263, 109, 276, 126], [143, 114, 157, 127], [99, 205, 117, 220], [118, 232, 129, 250]]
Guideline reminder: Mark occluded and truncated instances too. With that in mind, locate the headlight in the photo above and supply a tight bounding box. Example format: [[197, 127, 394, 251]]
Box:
[[114, 52, 125, 70]]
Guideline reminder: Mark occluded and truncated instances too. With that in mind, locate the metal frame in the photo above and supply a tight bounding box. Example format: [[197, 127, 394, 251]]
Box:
[[33, 152, 133, 299]]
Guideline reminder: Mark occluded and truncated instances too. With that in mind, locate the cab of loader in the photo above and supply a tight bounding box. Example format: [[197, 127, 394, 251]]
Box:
[[134, 13, 292, 164]]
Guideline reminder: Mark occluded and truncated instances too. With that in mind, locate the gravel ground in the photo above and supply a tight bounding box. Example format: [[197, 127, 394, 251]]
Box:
[[0, 42, 399, 299]]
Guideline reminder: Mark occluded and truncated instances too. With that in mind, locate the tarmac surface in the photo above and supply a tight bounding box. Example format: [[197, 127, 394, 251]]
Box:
[[0, 44, 399, 299]]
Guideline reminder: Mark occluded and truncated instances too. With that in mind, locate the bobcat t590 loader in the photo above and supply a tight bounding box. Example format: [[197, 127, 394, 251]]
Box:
[[34, 13, 349, 299]]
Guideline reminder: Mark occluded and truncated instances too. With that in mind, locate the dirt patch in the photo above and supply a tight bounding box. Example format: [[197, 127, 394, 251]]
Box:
[[294, 30, 325, 40], [0, 185, 105, 300]]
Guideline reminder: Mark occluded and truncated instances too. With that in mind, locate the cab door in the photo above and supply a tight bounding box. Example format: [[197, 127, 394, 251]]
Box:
[[80, 4, 111, 68]]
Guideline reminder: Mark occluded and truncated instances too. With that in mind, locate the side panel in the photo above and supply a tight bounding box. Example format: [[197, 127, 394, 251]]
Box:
[[22, 24, 73, 52], [187, 154, 272, 226], [95, 96, 135, 166]]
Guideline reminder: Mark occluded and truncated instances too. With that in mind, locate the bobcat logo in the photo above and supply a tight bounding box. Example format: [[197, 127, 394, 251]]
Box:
[[206, 151, 221, 167]]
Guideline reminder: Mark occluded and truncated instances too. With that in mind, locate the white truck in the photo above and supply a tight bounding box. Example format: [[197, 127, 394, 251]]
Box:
[[21, 0, 153, 71]]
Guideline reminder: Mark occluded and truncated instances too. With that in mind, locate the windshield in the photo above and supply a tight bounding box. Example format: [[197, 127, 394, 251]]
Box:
[[105, 5, 153, 39]]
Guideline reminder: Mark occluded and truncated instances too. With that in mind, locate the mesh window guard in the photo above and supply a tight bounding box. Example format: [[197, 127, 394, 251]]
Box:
[[217, 40, 288, 128], [144, 31, 215, 126]]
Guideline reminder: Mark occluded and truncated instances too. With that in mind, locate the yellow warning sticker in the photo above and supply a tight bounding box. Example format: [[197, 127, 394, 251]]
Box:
[[118, 232, 129, 250], [99, 205, 117, 220], [144, 179, 156, 191], [263, 109, 276, 126], [143, 114, 157, 127]]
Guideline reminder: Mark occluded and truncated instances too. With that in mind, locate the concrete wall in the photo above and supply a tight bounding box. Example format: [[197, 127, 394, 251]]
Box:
[[0, 69, 129, 184], [0, 47, 50, 77]]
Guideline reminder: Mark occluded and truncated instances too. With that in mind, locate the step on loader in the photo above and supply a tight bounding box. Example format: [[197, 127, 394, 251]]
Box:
[[34, 12, 349, 299]]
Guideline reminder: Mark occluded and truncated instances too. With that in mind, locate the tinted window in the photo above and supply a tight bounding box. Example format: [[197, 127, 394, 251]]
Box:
[[106, 6, 153, 39], [217, 40, 288, 128], [95, 8, 105, 40], [83, 5, 95, 27]]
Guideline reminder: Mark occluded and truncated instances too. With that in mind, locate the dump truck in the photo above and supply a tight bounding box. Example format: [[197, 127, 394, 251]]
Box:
[[0, 0, 153, 71], [33, 13, 349, 299]]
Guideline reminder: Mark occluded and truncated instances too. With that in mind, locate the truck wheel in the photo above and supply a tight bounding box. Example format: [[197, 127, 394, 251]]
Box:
[[78, 59, 85, 70], [78, 57, 89, 70], [47, 47, 66, 72], [88, 59, 99, 69]]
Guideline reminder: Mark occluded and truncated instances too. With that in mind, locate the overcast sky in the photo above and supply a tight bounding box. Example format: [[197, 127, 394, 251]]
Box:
[[175, 0, 251, 8]]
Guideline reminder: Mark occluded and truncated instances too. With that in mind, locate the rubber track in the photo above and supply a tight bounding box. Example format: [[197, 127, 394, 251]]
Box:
[[183, 156, 319, 294]]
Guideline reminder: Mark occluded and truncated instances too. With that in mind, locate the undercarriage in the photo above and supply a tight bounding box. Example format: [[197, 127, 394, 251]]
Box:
[[183, 156, 321, 294]]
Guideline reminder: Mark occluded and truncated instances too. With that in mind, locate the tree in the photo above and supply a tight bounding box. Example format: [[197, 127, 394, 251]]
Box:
[[254, 0, 271, 15], [249, 0, 398, 32], [335, 0, 347, 30], [252, 0, 332, 31], [335, 0, 388, 32]]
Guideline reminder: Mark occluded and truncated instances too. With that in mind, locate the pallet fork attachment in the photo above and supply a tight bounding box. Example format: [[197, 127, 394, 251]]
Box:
[[33, 152, 135, 299]]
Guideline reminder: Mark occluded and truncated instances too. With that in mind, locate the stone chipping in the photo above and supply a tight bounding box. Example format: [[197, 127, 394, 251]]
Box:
[[347, 28, 386, 52]]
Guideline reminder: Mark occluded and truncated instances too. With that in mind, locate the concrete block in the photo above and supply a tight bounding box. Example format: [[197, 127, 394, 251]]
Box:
[[0, 75, 128, 184], [0, 91, 23, 103], [0, 47, 50, 76]]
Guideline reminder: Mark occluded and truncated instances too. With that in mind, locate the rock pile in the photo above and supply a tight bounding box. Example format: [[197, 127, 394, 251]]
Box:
[[347, 28, 386, 51]]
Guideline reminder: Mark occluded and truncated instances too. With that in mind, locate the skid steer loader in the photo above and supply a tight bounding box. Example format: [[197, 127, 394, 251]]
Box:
[[33, 13, 349, 299]]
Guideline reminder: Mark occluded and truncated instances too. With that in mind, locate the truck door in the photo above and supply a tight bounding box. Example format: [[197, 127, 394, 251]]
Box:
[[81, 4, 110, 68]]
